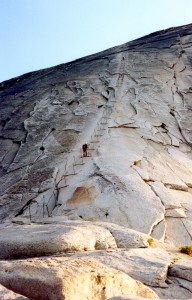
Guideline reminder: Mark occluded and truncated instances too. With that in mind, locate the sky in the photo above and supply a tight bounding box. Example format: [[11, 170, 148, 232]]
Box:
[[0, 0, 192, 82]]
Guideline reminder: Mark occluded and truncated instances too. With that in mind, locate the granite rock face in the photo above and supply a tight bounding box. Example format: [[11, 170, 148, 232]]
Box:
[[0, 24, 192, 299]]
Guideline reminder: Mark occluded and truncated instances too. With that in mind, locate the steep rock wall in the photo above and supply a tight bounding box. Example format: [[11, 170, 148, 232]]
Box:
[[0, 24, 192, 247], [1, 24, 192, 300]]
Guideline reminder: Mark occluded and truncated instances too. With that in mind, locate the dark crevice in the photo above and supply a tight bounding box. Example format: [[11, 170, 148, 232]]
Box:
[[160, 123, 167, 131], [68, 100, 79, 106], [102, 94, 108, 101], [14, 198, 33, 217], [170, 110, 175, 117]]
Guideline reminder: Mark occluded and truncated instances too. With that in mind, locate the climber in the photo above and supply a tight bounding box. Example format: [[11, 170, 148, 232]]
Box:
[[82, 143, 88, 157]]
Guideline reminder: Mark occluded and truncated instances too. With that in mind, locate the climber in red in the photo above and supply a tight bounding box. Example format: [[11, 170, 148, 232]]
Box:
[[82, 143, 88, 157]]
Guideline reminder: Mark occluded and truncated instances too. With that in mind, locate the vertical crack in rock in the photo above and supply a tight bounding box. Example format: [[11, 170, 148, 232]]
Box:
[[181, 219, 192, 240]]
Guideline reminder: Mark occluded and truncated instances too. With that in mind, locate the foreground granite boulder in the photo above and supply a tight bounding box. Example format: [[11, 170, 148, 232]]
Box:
[[0, 220, 151, 259], [0, 257, 159, 300], [0, 222, 117, 259], [1, 244, 192, 299]]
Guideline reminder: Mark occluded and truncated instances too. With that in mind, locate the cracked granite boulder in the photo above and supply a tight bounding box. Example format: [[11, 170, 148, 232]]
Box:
[[0, 24, 192, 300]]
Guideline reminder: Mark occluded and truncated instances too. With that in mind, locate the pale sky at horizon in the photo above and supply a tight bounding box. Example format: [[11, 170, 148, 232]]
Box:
[[0, 0, 192, 82]]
